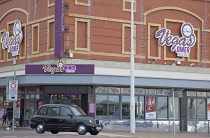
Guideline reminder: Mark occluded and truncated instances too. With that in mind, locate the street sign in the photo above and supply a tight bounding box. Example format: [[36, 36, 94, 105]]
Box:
[[8, 80, 18, 101]]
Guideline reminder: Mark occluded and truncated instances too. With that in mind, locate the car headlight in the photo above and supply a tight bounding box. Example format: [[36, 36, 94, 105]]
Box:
[[99, 120, 102, 125], [89, 119, 93, 124]]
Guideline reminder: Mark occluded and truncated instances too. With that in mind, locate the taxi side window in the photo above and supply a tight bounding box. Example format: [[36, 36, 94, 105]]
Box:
[[60, 107, 72, 116], [37, 106, 48, 115], [47, 107, 59, 116]]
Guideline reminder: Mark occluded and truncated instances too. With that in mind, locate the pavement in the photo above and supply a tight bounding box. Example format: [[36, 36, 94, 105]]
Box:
[[0, 125, 210, 138]]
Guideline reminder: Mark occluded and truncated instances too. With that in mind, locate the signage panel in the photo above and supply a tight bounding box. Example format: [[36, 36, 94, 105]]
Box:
[[88, 102, 96, 113], [155, 23, 196, 57], [25, 64, 94, 74], [208, 98, 210, 120], [145, 97, 156, 119], [8, 80, 18, 101], [0, 20, 23, 56]]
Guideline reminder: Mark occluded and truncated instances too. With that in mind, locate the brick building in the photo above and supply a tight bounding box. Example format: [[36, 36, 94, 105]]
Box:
[[0, 0, 210, 132]]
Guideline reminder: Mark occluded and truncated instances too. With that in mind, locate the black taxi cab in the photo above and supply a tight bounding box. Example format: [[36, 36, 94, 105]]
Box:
[[30, 104, 103, 135]]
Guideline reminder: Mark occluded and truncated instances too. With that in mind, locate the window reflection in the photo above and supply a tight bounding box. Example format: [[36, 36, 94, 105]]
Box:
[[188, 98, 196, 119], [188, 98, 206, 119], [197, 99, 205, 119], [95, 87, 182, 121], [157, 97, 167, 119], [108, 95, 119, 119], [169, 97, 179, 119], [122, 96, 130, 119], [122, 96, 138, 119], [96, 95, 107, 116], [138, 96, 145, 119]]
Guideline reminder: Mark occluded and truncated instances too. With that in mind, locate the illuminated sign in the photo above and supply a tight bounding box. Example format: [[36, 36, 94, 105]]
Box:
[[155, 23, 196, 57], [25, 63, 94, 74], [1, 20, 23, 56], [42, 61, 66, 74]]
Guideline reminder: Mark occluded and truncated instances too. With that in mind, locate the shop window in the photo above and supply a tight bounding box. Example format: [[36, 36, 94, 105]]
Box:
[[188, 98, 206, 119], [138, 96, 145, 119], [122, 96, 138, 119], [96, 87, 181, 121], [157, 97, 168, 119], [169, 97, 179, 119], [145, 96, 156, 119], [32, 24, 39, 54], [188, 98, 196, 119], [187, 91, 207, 120], [96, 95, 108, 116], [207, 98, 210, 120], [108, 95, 119, 119], [122, 96, 130, 118], [196, 99, 206, 119]]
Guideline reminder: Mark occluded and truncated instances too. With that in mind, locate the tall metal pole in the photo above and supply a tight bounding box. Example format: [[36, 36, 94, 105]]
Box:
[[130, 0, 135, 134], [172, 88, 176, 136], [12, 60, 16, 131]]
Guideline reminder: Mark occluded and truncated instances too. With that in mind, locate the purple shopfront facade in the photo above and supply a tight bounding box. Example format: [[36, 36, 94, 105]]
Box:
[[24, 63, 96, 115]]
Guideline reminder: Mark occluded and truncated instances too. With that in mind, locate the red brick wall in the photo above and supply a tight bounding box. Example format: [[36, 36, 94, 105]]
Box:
[[0, 0, 210, 68], [0, 0, 55, 67], [65, 0, 210, 67]]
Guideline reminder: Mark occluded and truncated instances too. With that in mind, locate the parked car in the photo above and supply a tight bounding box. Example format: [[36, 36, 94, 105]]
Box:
[[30, 104, 103, 135]]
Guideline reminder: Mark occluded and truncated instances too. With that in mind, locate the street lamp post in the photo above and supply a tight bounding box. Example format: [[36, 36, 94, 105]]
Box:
[[12, 60, 16, 131], [130, 0, 135, 134]]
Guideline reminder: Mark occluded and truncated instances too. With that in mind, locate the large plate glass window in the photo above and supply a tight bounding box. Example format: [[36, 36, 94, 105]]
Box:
[[121, 96, 138, 119], [196, 99, 205, 119], [138, 96, 145, 119], [108, 95, 119, 119], [188, 98, 206, 119], [96, 95, 108, 118], [169, 97, 179, 119], [157, 97, 167, 119], [188, 98, 196, 119]]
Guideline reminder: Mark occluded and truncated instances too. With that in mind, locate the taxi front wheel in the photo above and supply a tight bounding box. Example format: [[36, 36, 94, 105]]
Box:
[[77, 123, 87, 135], [36, 123, 45, 134]]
